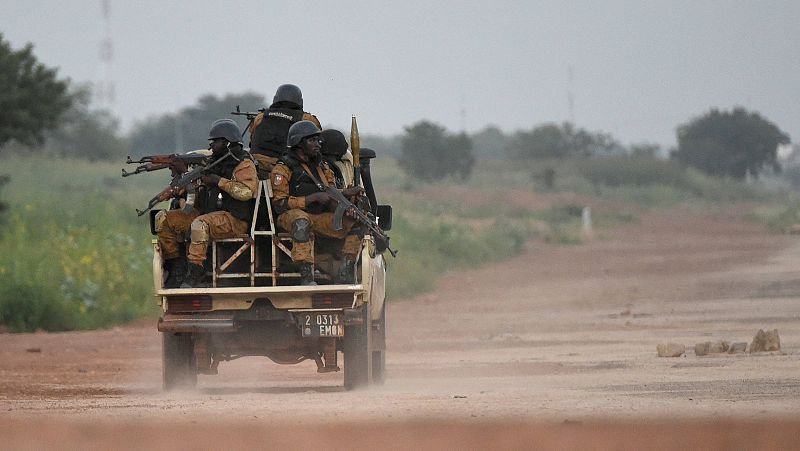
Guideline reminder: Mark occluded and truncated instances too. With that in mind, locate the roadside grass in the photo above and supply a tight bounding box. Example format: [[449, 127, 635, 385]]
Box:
[[746, 203, 800, 232], [0, 154, 789, 331], [0, 158, 161, 331]]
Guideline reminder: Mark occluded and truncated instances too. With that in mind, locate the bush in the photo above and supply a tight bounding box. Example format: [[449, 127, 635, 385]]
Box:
[[577, 154, 689, 188], [398, 120, 475, 181], [386, 215, 527, 298]]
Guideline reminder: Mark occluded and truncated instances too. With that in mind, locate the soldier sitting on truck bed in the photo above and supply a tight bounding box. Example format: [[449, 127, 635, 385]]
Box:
[[156, 119, 259, 288], [319, 128, 354, 188], [270, 120, 364, 285], [248, 84, 321, 179]]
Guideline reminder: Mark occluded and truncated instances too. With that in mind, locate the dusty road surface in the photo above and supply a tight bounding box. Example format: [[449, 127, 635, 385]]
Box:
[[2, 207, 800, 449]]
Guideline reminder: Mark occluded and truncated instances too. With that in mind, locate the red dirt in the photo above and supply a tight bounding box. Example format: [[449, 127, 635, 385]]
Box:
[[2, 206, 800, 449]]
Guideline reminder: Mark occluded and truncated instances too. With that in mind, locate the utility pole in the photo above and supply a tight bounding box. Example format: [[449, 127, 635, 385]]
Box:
[[97, 0, 115, 107], [567, 64, 575, 124]]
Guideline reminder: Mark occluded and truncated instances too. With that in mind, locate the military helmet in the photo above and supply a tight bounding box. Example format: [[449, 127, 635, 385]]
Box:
[[320, 129, 348, 158], [208, 119, 242, 143], [273, 84, 303, 108], [287, 120, 321, 148]]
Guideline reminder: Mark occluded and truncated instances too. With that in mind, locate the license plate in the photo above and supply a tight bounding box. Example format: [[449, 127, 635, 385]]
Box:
[[300, 313, 344, 337]]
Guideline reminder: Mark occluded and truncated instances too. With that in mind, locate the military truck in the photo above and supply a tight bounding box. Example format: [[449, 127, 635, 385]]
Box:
[[147, 150, 392, 391]]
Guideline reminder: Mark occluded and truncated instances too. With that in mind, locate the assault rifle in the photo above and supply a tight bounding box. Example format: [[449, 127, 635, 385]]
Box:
[[230, 105, 266, 121], [122, 152, 210, 177], [135, 151, 232, 217], [231, 105, 266, 141], [324, 186, 398, 258]]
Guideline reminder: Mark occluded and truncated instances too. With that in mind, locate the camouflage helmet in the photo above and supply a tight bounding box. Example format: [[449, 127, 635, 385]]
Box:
[[273, 84, 303, 108], [208, 119, 242, 143], [287, 120, 321, 148], [320, 129, 348, 158]]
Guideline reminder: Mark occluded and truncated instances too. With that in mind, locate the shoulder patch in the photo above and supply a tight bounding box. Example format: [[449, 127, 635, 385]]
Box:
[[272, 173, 284, 186]]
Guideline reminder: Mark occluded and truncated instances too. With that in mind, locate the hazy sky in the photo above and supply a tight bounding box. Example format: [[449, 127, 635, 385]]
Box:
[[2, 0, 798, 147]]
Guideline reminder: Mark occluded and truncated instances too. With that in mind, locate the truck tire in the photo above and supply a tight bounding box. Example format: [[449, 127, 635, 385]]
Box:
[[162, 332, 197, 391], [371, 303, 386, 385], [343, 305, 371, 390]]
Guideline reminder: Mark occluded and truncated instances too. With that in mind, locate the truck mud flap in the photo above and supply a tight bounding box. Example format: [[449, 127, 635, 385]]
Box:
[[158, 313, 236, 333]]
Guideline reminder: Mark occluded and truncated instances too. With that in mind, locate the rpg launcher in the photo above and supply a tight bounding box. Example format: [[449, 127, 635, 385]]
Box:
[[135, 151, 232, 217], [122, 152, 210, 177], [324, 186, 397, 258]]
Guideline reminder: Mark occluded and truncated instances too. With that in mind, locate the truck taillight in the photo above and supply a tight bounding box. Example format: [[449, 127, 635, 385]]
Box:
[[167, 295, 212, 312], [312, 293, 353, 309]]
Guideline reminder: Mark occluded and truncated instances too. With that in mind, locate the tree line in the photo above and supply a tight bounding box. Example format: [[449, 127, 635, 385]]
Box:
[[0, 32, 792, 185]]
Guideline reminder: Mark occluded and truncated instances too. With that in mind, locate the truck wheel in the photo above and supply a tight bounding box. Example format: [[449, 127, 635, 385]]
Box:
[[343, 305, 371, 390], [371, 303, 386, 385], [162, 332, 197, 391]]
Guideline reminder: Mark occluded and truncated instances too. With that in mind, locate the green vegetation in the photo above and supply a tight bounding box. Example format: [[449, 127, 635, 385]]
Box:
[[0, 33, 72, 148], [746, 203, 800, 232], [0, 158, 160, 332], [672, 107, 790, 179], [128, 92, 264, 155], [398, 120, 475, 181], [0, 152, 788, 332]]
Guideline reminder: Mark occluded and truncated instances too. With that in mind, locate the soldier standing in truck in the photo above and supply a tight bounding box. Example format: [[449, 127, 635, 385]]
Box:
[[270, 121, 364, 285], [248, 84, 321, 178], [155, 119, 259, 288]]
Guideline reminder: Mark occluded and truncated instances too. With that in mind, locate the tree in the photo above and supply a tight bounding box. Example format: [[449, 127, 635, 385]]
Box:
[[471, 125, 510, 160], [361, 133, 402, 158], [128, 92, 265, 155], [2, 84, 131, 161], [398, 120, 475, 181], [0, 33, 72, 148], [671, 107, 790, 179], [508, 122, 621, 160]]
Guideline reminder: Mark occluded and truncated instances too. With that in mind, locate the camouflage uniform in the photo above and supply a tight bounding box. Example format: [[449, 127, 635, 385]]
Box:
[[270, 155, 361, 264], [156, 158, 259, 266]]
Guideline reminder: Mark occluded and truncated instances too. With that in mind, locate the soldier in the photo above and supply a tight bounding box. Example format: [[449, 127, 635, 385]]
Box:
[[249, 84, 321, 178], [319, 128, 354, 188], [156, 119, 259, 288], [270, 121, 364, 285]]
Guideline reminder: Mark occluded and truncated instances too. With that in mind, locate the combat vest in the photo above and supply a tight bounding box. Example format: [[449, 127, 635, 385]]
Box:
[[250, 107, 305, 157], [279, 153, 332, 215], [197, 151, 256, 221]]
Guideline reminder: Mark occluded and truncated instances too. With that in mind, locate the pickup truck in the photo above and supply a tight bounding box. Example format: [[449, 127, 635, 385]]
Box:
[[150, 168, 392, 391]]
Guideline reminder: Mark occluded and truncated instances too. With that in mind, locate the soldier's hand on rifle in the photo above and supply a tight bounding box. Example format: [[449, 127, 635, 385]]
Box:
[[342, 186, 364, 198], [157, 186, 181, 201], [344, 206, 361, 219], [305, 191, 329, 205], [201, 174, 221, 186]]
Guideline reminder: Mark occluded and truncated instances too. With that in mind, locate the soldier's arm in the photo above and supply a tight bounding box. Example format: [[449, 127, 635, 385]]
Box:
[[270, 164, 307, 213], [218, 160, 258, 201], [248, 112, 265, 136]]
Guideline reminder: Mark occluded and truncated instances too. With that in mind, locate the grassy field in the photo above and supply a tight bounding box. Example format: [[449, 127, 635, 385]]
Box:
[[0, 154, 789, 332]]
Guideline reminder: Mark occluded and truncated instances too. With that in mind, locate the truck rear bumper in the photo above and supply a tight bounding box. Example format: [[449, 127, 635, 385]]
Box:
[[158, 313, 236, 333]]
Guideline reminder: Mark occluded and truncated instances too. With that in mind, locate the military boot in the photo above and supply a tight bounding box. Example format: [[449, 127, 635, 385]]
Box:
[[180, 263, 209, 288], [299, 263, 317, 286], [163, 257, 187, 289], [337, 257, 356, 284]]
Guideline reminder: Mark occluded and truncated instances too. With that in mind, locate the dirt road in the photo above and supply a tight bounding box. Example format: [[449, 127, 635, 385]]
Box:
[[2, 207, 800, 449]]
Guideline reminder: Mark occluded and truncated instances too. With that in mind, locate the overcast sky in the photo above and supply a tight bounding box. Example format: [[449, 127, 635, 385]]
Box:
[[2, 0, 798, 147]]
